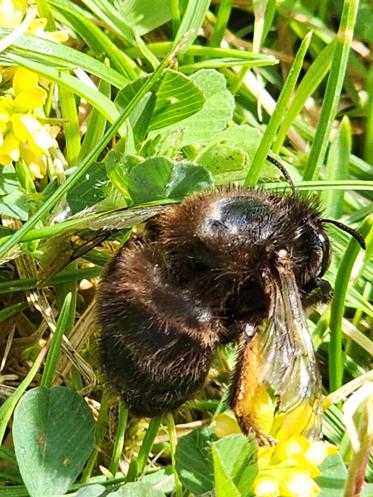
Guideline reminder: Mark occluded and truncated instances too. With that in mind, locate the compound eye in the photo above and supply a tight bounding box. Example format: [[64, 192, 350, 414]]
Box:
[[317, 232, 331, 277]]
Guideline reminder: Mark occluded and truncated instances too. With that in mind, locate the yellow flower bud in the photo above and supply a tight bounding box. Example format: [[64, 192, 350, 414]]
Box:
[[279, 470, 320, 497], [253, 476, 280, 497], [214, 413, 241, 438], [305, 441, 338, 467], [274, 436, 309, 462]]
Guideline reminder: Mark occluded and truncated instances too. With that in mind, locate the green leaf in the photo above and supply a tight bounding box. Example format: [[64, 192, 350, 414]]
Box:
[[75, 484, 107, 497], [132, 93, 157, 147], [212, 444, 241, 497], [0, 191, 29, 221], [66, 163, 109, 214], [211, 435, 257, 497], [109, 482, 166, 497], [126, 156, 214, 204], [127, 156, 174, 203], [0, 166, 18, 195], [317, 454, 347, 497], [142, 467, 175, 494], [115, 70, 205, 133], [149, 70, 205, 131], [104, 150, 136, 198], [119, 0, 172, 35], [175, 427, 215, 495], [197, 125, 263, 176], [156, 69, 235, 146], [166, 162, 214, 199], [362, 483, 373, 497], [199, 145, 247, 175], [13, 386, 95, 497]]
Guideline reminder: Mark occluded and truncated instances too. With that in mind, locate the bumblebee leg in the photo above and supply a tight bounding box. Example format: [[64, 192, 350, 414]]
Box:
[[229, 330, 276, 446], [301, 278, 333, 308]]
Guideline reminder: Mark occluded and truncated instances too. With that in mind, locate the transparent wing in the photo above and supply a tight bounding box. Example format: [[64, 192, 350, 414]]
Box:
[[39, 205, 164, 280], [231, 260, 322, 444]]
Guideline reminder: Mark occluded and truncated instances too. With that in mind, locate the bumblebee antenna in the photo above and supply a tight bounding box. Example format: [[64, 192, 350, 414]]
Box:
[[322, 219, 366, 250], [266, 153, 295, 193]]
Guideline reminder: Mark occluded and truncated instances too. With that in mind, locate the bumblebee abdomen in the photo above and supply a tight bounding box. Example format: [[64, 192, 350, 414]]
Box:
[[98, 243, 220, 416], [100, 333, 213, 416]]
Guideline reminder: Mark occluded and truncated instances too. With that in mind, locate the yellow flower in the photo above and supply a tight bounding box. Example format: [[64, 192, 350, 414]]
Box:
[[272, 402, 320, 441], [257, 446, 276, 470], [274, 436, 310, 462], [12, 67, 46, 111], [0, 0, 26, 28], [0, 131, 19, 163], [12, 114, 55, 154], [0, 0, 68, 42], [28, 18, 68, 43], [250, 384, 276, 436], [278, 470, 320, 497], [271, 436, 321, 478], [214, 408, 337, 497], [214, 412, 242, 438], [0, 68, 57, 177], [19, 143, 47, 178], [254, 435, 337, 496], [0, 94, 13, 123], [253, 475, 280, 497], [304, 441, 338, 468]]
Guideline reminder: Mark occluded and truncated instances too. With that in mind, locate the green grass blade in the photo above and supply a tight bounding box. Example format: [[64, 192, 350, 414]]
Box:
[[0, 267, 102, 294], [0, 301, 29, 323], [81, 388, 110, 482], [109, 402, 128, 477], [59, 86, 81, 166], [40, 293, 73, 388], [273, 40, 335, 153], [0, 346, 47, 445], [125, 42, 277, 64], [174, 0, 211, 52], [329, 217, 371, 392], [321, 116, 351, 218], [303, 0, 360, 180], [167, 414, 182, 497], [79, 0, 135, 45], [170, 0, 181, 36], [245, 31, 312, 185], [126, 417, 162, 482], [50, 0, 138, 79], [79, 78, 110, 163], [4, 53, 120, 123], [35, 0, 56, 29], [210, 0, 232, 48], [364, 64, 373, 164], [1, 29, 128, 88]]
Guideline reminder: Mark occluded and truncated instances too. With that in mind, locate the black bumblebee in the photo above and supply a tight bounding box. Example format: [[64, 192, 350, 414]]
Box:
[[98, 182, 365, 443]]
